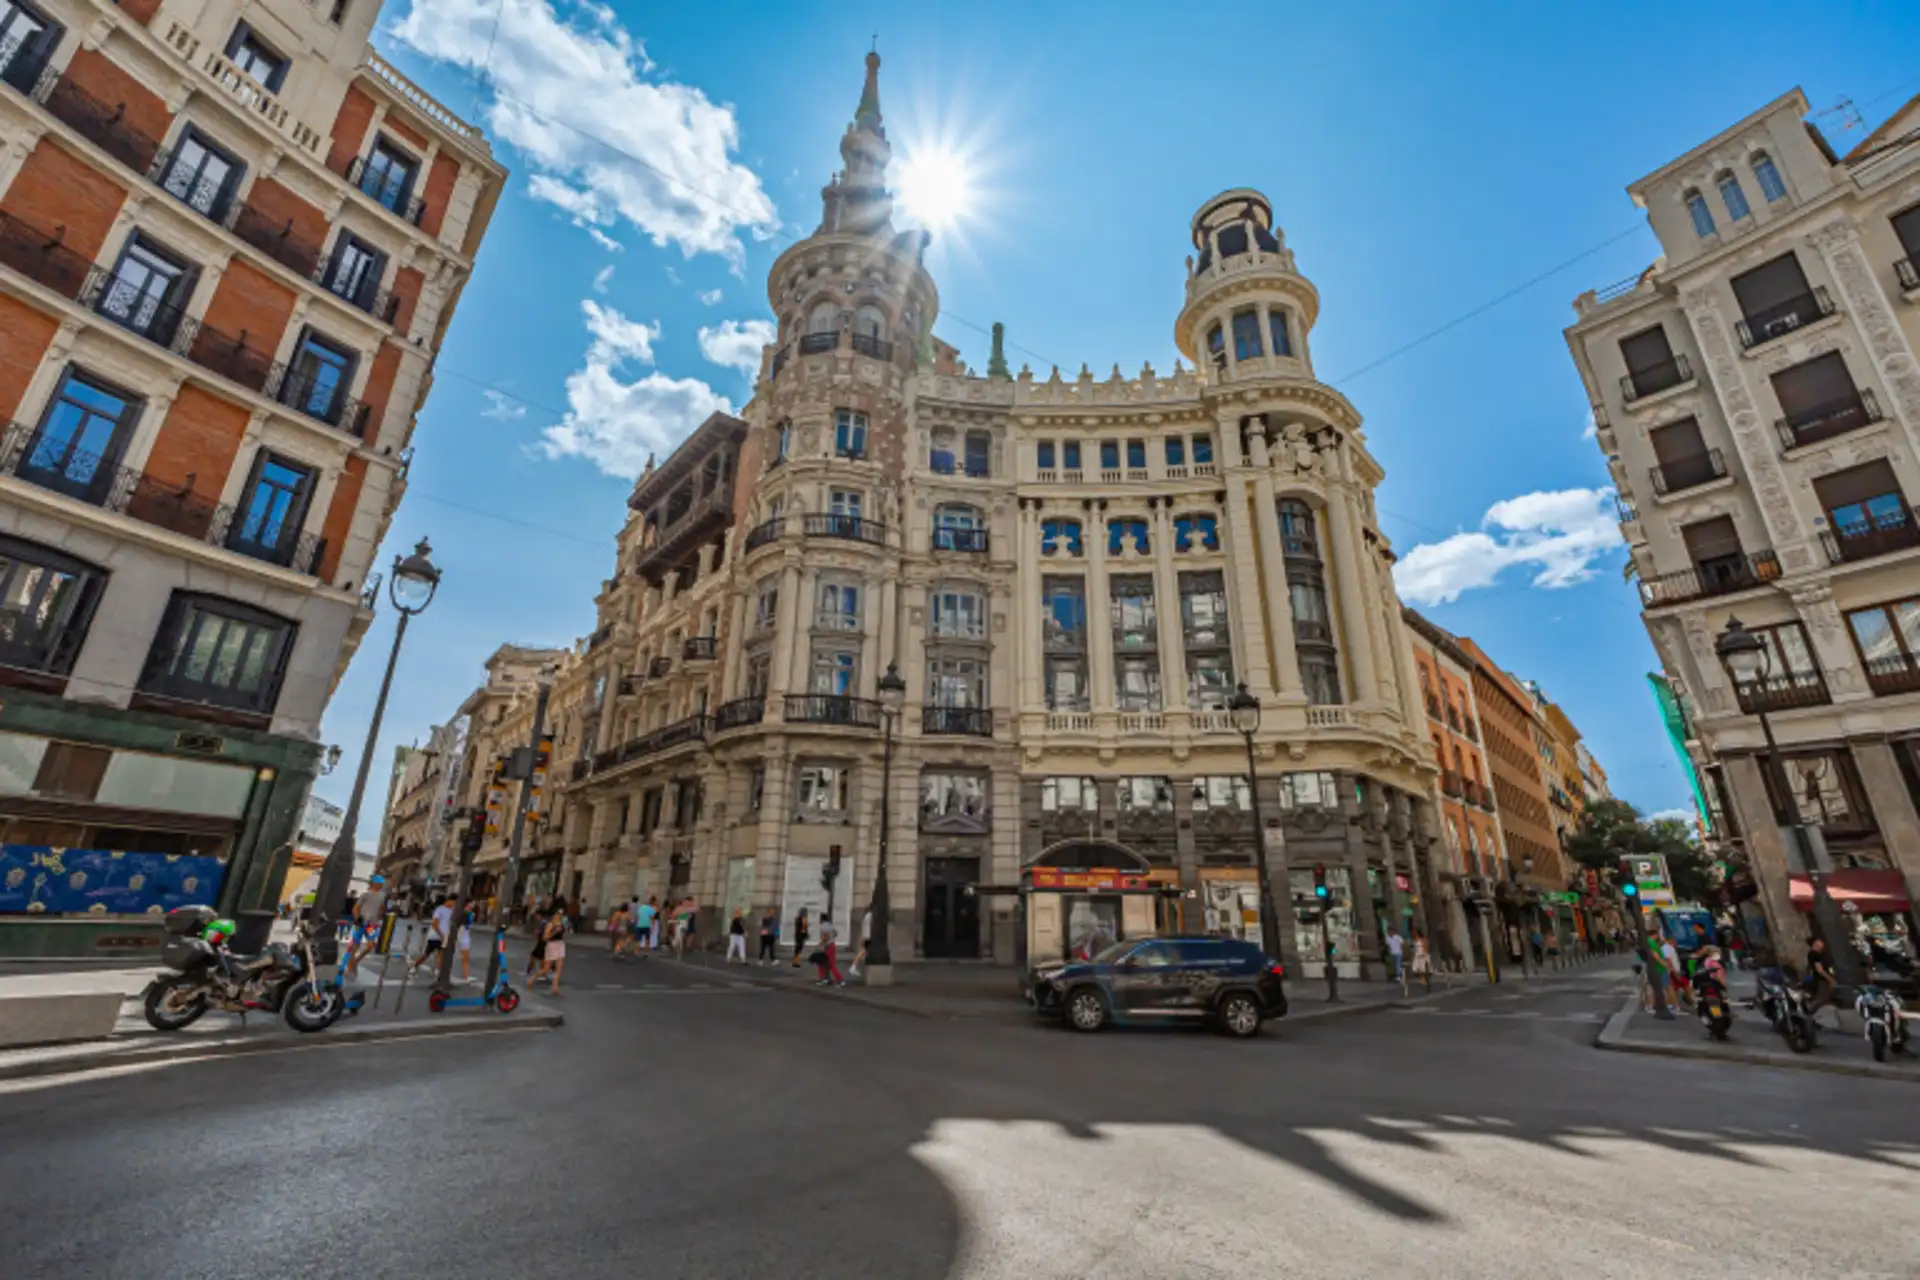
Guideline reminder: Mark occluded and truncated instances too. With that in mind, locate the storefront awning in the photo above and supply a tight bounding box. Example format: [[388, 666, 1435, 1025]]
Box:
[[1789, 869, 1911, 913]]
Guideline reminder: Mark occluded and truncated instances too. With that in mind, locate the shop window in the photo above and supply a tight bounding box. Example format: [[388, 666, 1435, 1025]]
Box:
[[0, 536, 107, 675], [138, 592, 296, 715]]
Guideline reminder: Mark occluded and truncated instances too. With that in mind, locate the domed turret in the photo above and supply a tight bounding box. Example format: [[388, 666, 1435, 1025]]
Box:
[[1174, 188, 1320, 381]]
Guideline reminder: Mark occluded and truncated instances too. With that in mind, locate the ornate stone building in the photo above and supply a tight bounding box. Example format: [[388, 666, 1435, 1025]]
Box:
[[1565, 87, 1920, 959], [0, 0, 503, 951], [463, 55, 1440, 975]]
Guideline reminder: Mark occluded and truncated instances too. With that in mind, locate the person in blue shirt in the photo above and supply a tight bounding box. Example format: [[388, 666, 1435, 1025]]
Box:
[[633, 897, 658, 959]]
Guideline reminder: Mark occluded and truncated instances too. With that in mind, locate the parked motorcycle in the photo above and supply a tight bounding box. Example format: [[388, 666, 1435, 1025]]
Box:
[[143, 906, 342, 1034], [1854, 984, 1912, 1063], [1753, 970, 1818, 1054], [1693, 968, 1734, 1042]]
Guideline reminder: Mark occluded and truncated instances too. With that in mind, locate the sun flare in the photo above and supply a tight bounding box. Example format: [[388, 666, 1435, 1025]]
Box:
[[895, 147, 976, 232]]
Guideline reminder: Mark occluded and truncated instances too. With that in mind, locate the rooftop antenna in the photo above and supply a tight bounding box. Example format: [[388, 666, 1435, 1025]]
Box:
[[1817, 96, 1865, 134]]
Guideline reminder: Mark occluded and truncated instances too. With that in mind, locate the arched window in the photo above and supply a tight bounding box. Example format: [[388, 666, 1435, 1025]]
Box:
[[1231, 309, 1262, 361], [1206, 323, 1225, 370], [1040, 519, 1083, 556], [853, 305, 886, 339], [1277, 500, 1317, 555], [807, 302, 839, 334], [1107, 518, 1149, 556], [1716, 171, 1750, 221], [1173, 513, 1219, 552], [1684, 189, 1716, 238], [1751, 152, 1787, 203]]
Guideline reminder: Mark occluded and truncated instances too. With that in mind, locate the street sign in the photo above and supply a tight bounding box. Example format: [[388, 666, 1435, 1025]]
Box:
[[1621, 855, 1673, 903]]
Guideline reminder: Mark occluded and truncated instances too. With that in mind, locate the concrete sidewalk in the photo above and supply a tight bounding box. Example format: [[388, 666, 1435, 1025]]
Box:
[[0, 951, 562, 1081], [1596, 984, 1920, 1083]]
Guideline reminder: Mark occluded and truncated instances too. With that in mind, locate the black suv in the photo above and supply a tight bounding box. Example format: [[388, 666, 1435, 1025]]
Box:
[[1029, 936, 1288, 1038]]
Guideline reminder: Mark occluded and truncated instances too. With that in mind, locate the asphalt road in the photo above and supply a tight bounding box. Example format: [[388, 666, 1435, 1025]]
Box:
[[3, 950, 1917, 1280]]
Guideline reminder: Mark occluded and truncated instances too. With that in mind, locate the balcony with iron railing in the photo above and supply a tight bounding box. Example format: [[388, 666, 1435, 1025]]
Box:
[[1639, 551, 1781, 607], [0, 211, 95, 300], [931, 527, 989, 554], [1649, 448, 1728, 496], [802, 513, 887, 545], [744, 517, 784, 553], [1774, 387, 1882, 451], [797, 331, 838, 356], [341, 155, 425, 225], [783, 694, 881, 728], [1733, 672, 1831, 715], [1898, 257, 1920, 294], [713, 695, 766, 731], [647, 655, 673, 678], [1621, 353, 1693, 403], [221, 202, 324, 278], [1462, 779, 1493, 809], [36, 71, 162, 175], [1736, 286, 1835, 349], [84, 266, 193, 354], [851, 332, 893, 361], [270, 367, 369, 439], [1440, 771, 1465, 799], [682, 636, 717, 662], [591, 713, 711, 774], [1820, 506, 1920, 564], [923, 705, 992, 737], [313, 258, 398, 324], [0, 423, 323, 574], [1864, 652, 1920, 697]]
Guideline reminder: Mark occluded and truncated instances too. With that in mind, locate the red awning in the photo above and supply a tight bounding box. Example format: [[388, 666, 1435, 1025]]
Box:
[[1788, 869, 1911, 913]]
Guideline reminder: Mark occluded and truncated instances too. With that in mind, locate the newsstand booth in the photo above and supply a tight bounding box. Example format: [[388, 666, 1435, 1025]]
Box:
[[976, 840, 1183, 974]]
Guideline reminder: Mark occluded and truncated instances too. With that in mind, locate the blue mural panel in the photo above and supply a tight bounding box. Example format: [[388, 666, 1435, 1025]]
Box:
[[0, 845, 226, 916]]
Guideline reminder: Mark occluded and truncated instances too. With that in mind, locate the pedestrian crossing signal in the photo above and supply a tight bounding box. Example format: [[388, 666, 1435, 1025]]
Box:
[[1620, 881, 1638, 898], [1312, 864, 1329, 899]]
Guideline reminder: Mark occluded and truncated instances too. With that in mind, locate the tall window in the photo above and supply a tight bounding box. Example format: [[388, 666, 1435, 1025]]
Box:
[[1191, 434, 1215, 465], [745, 652, 770, 697], [1206, 324, 1225, 369], [1099, 441, 1120, 471], [829, 488, 863, 519], [1107, 518, 1149, 555], [1231, 309, 1262, 361], [1182, 570, 1232, 709], [322, 233, 385, 311], [1043, 577, 1088, 711], [1717, 171, 1750, 221], [834, 409, 868, 458], [140, 592, 295, 714], [1164, 437, 1185, 467], [230, 453, 314, 565], [928, 654, 985, 708], [1115, 656, 1162, 712], [0, 536, 105, 674], [97, 234, 192, 345], [1847, 597, 1920, 683], [815, 580, 860, 631], [1110, 577, 1157, 649], [809, 648, 857, 696], [23, 369, 140, 502], [1269, 310, 1292, 357], [159, 127, 241, 220], [1040, 519, 1083, 556], [932, 503, 983, 551], [795, 764, 849, 816], [225, 23, 289, 90], [1277, 500, 1318, 554], [1062, 442, 1082, 471], [752, 576, 779, 631], [0, 1, 56, 93], [359, 137, 418, 215], [1684, 189, 1716, 238], [930, 586, 985, 639], [964, 430, 991, 477], [1752, 153, 1787, 203], [1036, 440, 1055, 470], [282, 329, 356, 426], [1125, 439, 1146, 469]]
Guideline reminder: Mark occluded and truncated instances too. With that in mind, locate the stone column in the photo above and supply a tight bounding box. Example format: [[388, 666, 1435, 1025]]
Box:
[[1807, 219, 1920, 459], [723, 590, 749, 699], [1325, 492, 1378, 704], [1249, 461, 1303, 697], [1850, 738, 1920, 913], [767, 561, 802, 704], [1017, 500, 1042, 711], [1085, 501, 1115, 713], [1148, 500, 1186, 714], [1221, 477, 1275, 698], [1723, 752, 1809, 963]]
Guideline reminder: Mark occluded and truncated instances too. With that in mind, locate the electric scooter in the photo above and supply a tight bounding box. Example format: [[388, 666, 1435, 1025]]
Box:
[[426, 928, 522, 1014]]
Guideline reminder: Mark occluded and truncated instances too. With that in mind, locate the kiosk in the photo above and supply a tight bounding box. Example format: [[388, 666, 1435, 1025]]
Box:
[[975, 840, 1185, 980]]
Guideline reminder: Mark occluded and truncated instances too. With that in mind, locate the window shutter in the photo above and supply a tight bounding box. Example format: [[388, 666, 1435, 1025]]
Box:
[[1730, 254, 1810, 315], [1812, 459, 1900, 512], [1769, 352, 1853, 419], [1680, 516, 1742, 562], [1647, 417, 1706, 464], [1619, 326, 1674, 374]]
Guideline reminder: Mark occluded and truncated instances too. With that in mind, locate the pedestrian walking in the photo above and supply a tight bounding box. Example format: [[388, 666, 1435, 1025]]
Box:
[[344, 875, 389, 978], [849, 909, 873, 979], [525, 899, 549, 978], [758, 906, 779, 964], [1410, 930, 1431, 991], [1803, 937, 1840, 1028], [790, 907, 810, 968], [634, 896, 657, 958], [608, 900, 631, 956], [538, 895, 571, 995], [413, 894, 455, 973], [726, 909, 748, 964], [673, 896, 698, 958], [456, 904, 474, 982], [1384, 926, 1405, 986], [1639, 934, 1675, 1018], [813, 915, 845, 986]]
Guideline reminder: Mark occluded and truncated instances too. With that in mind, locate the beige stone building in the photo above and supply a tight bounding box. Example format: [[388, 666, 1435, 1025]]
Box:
[[489, 54, 1435, 979], [0, 0, 502, 951], [1565, 87, 1920, 960]]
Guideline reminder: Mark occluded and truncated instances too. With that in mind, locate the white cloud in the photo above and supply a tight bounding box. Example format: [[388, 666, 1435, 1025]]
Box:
[[481, 389, 527, 421], [539, 301, 731, 478], [697, 318, 775, 376], [390, 0, 777, 266], [1646, 807, 1697, 826], [1393, 487, 1624, 606], [1580, 408, 1598, 441], [699, 288, 723, 306], [587, 227, 623, 253], [592, 263, 615, 293]]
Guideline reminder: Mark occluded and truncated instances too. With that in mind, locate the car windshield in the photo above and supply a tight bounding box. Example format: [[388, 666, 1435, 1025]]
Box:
[[1090, 940, 1138, 965]]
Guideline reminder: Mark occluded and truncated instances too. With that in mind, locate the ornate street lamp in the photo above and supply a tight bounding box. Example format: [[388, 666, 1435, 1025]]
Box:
[[1228, 683, 1284, 962], [1715, 616, 1861, 989], [863, 661, 908, 984], [312, 539, 441, 962]]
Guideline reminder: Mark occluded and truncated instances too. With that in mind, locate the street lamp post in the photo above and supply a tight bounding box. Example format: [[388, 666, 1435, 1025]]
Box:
[[480, 665, 557, 996], [1228, 684, 1285, 964], [863, 662, 907, 987], [1715, 616, 1863, 991], [312, 539, 440, 964], [1519, 853, 1536, 980]]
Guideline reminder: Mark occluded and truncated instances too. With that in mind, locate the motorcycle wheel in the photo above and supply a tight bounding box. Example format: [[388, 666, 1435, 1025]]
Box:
[[282, 982, 343, 1034], [144, 976, 208, 1031], [1786, 1020, 1816, 1054], [1869, 1023, 1889, 1063]]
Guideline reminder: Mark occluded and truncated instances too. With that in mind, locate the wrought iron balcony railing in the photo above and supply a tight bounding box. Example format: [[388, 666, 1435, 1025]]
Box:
[[1774, 387, 1881, 451], [1821, 506, 1920, 564], [1621, 353, 1692, 402], [1735, 286, 1834, 349], [713, 696, 766, 731], [922, 705, 992, 737], [1649, 448, 1727, 495], [802, 513, 887, 544], [783, 694, 881, 728], [1639, 550, 1780, 607]]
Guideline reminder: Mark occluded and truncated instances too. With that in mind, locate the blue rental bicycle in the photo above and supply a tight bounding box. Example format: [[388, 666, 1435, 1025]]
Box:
[[426, 927, 521, 1015]]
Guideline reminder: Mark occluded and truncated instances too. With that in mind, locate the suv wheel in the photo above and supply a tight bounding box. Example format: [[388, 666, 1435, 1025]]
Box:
[[1217, 991, 1262, 1038], [1066, 987, 1108, 1033]]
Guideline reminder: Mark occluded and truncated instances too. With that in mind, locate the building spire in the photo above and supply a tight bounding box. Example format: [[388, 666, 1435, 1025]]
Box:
[[855, 48, 883, 132], [818, 49, 894, 235]]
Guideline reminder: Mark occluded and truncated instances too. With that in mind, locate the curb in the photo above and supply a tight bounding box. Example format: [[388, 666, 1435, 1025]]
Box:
[[0, 1008, 563, 1083], [1593, 994, 1919, 1084]]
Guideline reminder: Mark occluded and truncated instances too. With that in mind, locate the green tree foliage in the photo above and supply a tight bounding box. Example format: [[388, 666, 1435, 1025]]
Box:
[[1564, 798, 1715, 904]]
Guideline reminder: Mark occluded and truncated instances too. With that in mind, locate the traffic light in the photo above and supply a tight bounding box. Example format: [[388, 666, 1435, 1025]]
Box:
[[460, 808, 487, 853], [1312, 864, 1329, 900], [822, 848, 842, 893]]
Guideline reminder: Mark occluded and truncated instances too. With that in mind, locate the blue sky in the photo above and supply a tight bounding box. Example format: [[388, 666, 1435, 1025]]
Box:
[[317, 0, 1920, 841]]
